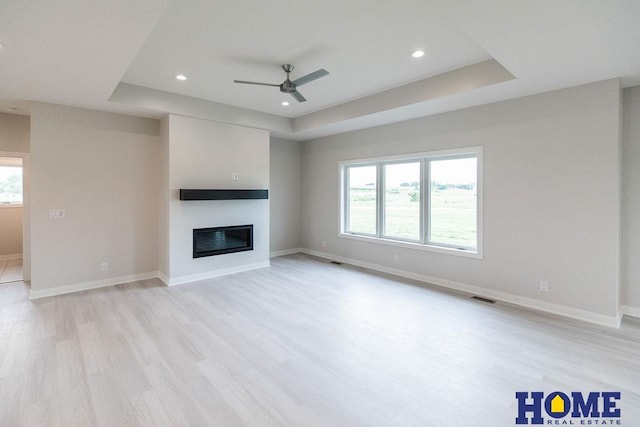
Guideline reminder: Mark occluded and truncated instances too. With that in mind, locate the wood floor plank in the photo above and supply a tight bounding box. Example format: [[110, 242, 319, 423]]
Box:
[[0, 258, 23, 284], [0, 253, 638, 425]]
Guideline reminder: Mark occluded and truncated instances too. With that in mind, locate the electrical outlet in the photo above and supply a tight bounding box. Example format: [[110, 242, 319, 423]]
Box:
[[539, 281, 549, 292], [393, 254, 399, 263], [101, 262, 108, 272], [321, 240, 326, 248], [232, 172, 239, 181], [49, 209, 65, 219]]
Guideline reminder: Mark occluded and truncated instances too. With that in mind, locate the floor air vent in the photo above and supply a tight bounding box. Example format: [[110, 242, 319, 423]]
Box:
[[330, 261, 343, 265], [471, 296, 496, 304]]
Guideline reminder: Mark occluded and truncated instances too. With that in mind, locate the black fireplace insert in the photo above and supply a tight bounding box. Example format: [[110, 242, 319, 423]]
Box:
[[193, 225, 253, 258]]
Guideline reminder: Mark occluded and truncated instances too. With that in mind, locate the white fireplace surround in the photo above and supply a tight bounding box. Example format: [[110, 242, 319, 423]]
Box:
[[160, 114, 271, 285]]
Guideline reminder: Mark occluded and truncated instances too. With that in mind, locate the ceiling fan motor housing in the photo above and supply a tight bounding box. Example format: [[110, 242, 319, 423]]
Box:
[[280, 64, 296, 93], [280, 81, 297, 93]]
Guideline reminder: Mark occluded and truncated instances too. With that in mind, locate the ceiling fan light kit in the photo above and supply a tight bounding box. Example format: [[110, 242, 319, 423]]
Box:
[[234, 64, 329, 103]]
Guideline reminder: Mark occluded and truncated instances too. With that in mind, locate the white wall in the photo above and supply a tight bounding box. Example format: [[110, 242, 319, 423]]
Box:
[[0, 207, 22, 256], [165, 114, 270, 283], [270, 137, 302, 255], [30, 103, 160, 293], [622, 85, 640, 313], [158, 115, 170, 279], [301, 80, 621, 322]]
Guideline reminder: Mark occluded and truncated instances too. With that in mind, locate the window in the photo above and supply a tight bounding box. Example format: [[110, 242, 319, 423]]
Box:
[[383, 161, 421, 241], [428, 157, 477, 249], [341, 147, 482, 257], [344, 164, 377, 235], [0, 159, 23, 206]]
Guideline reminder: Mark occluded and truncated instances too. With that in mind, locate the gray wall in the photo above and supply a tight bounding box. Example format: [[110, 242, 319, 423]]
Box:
[[270, 138, 302, 255], [30, 103, 160, 292], [622, 86, 640, 312], [301, 80, 621, 321], [0, 206, 22, 256], [0, 113, 30, 153]]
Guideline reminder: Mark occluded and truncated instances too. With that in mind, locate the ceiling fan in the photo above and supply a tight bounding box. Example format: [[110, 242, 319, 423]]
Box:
[[234, 64, 329, 103]]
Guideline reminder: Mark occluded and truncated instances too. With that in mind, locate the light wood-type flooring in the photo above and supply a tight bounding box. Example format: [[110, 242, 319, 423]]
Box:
[[0, 257, 22, 284], [0, 254, 638, 426]]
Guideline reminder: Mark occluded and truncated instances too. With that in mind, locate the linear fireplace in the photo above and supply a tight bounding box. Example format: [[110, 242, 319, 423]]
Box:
[[193, 225, 253, 258]]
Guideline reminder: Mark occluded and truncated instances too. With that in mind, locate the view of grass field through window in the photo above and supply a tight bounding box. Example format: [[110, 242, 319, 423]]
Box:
[[346, 165, 377, 234], [384, 162, 420, 240], [0, 166, 22, 204], [345, 154, 477, 250], [429, 157, 477, 249]]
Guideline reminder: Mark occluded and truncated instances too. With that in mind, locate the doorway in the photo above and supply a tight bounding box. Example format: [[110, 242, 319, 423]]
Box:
[[0, 156, 24, 283]]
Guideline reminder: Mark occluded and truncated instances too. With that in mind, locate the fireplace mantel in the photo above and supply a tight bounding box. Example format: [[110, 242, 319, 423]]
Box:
[[179, 189, 269, 201]]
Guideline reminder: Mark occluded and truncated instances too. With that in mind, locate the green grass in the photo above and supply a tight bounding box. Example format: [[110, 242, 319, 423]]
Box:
[[347, 188, 377, 234], [382, 189, 420, 240], [347, 187, 476, 248], [429, 188, 476, 248]]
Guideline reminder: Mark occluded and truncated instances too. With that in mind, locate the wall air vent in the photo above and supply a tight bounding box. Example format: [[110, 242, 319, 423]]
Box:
[[471, 296, 496, 304]]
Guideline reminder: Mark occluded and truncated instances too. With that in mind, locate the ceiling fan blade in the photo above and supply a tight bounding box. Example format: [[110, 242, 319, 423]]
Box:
[[233, 80, 280, 87], [291, 69, 329, 86], [290, 90, 307, 102]]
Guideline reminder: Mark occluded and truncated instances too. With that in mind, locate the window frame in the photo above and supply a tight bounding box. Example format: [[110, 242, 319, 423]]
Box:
[[339, 147, 483, 259], [343, 162, 378, 237]]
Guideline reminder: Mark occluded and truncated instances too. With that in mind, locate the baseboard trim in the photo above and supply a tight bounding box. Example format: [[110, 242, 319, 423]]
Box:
[[165, 261, 271, 286], [157, 271, 170, 287], [622, 305, 640, 319], [0, 253, 22, 261], [28, 260, 273, 298], [270, 248, 302, 258], [29, 271, 160, 300], [300, 248, 621, 328]]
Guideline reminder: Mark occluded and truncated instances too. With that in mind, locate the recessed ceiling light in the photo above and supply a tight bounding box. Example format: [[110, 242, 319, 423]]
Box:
[[281, 101, 290, 106], [176, 74, 187, 81], [411, 50, 425, 58]]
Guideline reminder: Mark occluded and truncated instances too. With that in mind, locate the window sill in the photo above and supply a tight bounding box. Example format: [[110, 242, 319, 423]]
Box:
[[0, 203, 23, 209], [339, 232, 483, 260]]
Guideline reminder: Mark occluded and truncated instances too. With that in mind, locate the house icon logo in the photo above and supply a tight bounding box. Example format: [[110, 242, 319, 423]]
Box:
[[550, 394, 565, 414], [515, 391, 622, 425]]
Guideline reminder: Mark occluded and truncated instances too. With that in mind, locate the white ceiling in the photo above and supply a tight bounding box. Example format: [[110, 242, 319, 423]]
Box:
[[0, 0, 169, 114], [1, 0, 640, 140], [121, 0, 490, 118]]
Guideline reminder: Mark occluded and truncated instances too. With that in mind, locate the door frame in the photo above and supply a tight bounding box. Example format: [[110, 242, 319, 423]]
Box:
[[0, 151, 30, 281]]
